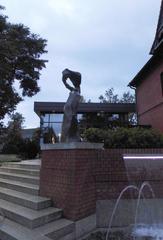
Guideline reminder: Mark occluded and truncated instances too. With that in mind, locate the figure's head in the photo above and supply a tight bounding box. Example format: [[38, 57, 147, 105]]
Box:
[[62, 68, 81, 88]]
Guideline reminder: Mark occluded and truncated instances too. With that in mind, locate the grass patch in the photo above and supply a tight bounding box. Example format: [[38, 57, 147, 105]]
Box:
[[0, 154, 21, 163]]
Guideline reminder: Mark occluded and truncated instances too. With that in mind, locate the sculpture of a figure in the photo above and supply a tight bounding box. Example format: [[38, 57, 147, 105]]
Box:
[[61, 68, 81, 143]]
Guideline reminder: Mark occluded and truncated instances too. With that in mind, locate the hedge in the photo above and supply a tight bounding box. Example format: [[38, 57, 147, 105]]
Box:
[[83, 127, 163, 148]]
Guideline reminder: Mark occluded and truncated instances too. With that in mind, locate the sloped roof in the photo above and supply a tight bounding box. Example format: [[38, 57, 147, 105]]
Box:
[[128, 55, 161, 87], [129, 1, 163, 87], [150, 0, 163, 54]]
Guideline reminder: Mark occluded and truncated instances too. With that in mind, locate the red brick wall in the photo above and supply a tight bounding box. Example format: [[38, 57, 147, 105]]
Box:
[[40, 149, 98, 221], [40, 148, 163, 220], [136, 60, 163, 132], [95, 149, 163, 200], [138, 104, 163, 132]]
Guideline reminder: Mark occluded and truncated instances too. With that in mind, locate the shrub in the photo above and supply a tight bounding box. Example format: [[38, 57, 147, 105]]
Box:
[[83, 127, 163, 148], [19, 139, 40, 159], [2, 138, 24, 154], [2, 137, 40, 159]]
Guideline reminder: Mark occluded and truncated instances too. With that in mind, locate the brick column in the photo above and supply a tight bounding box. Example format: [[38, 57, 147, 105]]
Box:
[[39, 142, 102, 221]]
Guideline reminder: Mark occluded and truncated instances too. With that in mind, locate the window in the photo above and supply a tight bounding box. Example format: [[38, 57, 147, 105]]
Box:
[[160, 72, 163, 96], [40, 113, 63, 143]]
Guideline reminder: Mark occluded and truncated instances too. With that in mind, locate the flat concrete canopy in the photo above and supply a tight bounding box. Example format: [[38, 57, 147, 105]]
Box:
[[34, 102, 136, 116]]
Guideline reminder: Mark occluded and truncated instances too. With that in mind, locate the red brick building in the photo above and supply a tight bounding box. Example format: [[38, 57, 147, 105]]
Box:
[[129, 0, 163, 133]]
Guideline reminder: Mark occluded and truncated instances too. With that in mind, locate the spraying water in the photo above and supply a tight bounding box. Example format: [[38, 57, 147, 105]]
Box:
[[106, 182, 161, 240], [134, 224, 163, 240], [105, 185, 139, 240], [134, 181, 155, 230]]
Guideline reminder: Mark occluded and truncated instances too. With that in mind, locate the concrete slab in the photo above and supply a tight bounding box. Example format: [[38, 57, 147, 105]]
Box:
[[75, 214, 96, 239], [41, 142, 103, 150]]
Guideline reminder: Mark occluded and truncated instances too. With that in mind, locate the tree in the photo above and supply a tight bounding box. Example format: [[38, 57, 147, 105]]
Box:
[[99, 87, 136, 124], [2, 113, 40, 158], [99, 87, 135, 103], [79, 88, 136, 130], [2, 112, 25, 153], [0, 5, 47, 121], [99, 88, 119, 103]]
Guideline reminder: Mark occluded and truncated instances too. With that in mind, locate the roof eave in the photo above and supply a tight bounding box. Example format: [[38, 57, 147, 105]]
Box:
[[128, 57, 154, 88], [128, 55, 161, 88]]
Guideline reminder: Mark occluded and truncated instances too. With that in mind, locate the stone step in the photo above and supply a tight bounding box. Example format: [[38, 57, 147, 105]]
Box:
[[0, 172, 39, 185], [0, 167, 40, 176], [0, 218, 51, 240], [35, 218, 75, 240], [2, 161, 41, 170], [0, 218, 75, 240], [0, 199, 62, 229], [0, 178, 39, 195], [0, 187, 51, 210]]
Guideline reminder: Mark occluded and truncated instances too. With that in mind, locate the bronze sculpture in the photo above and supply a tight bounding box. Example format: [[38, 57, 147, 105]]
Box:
[[61, 68, 81, 142]]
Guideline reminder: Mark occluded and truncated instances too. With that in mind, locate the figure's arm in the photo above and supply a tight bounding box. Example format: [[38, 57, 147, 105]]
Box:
[[62, 68, 81, 92], [62, 75, 75, 92]]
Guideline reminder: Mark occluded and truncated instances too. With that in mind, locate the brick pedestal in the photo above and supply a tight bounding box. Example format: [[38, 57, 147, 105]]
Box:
[[39, 142, 103, 221]]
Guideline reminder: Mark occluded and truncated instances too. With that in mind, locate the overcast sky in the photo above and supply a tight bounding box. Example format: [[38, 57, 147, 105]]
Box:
[[1, 0, 161, 128]]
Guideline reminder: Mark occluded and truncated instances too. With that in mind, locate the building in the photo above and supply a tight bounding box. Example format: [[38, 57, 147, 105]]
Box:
[[129, 0, 163, 133], [34, 102, 135, 143], [21, 128, 38, 140]]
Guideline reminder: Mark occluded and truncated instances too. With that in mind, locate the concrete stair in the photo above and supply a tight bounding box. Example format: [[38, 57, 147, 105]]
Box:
[[0, 187, 52, 210], [0, 178, 39, 195], [0, 172, 40, 184], [2, 161, 41, 170], [0, 166, 40, 176], [0, 160, 75, 240]]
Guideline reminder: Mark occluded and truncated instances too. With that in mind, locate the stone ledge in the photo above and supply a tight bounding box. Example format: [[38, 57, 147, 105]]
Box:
[[41, 142, 103, 150]]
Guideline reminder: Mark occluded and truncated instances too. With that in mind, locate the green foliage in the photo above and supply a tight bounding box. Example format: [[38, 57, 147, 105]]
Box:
[[2, 113, 40, 159], [80, 87, 136, 129], [2, 112, 24, 154], [32, 127, 41, 145], [19, 139, 39, 159], [120, 91, 135, 103], [99, 87, 135, 104], [0, 5, 47, 121], [99, 88, 119, 103], [79, 113, 111, 129], [0, 154, 21, 162], [0, 122, 5, 145], [83, 127, 163, 148]]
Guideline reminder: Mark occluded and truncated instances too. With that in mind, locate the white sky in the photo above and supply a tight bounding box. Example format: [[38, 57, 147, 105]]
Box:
[[1, 0, 161, 128]]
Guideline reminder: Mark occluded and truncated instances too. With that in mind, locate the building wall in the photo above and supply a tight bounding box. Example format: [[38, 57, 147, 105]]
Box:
[[136, 60, 163, 132], [40, 148, 163, 224]]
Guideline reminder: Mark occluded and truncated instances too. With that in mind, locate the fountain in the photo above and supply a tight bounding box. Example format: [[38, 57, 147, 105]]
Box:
[[80, 152, 163, 240], [134, 182, 156, 231], [133, 224, 163, 240], [106, 182, 162, 240], [105, 185, 139, 240]]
